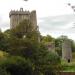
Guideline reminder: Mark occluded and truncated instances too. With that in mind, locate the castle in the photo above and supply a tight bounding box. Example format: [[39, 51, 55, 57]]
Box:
[[9, 8, 40, 42], [9, 8, 38, 30], [9, 8, 72, 62]]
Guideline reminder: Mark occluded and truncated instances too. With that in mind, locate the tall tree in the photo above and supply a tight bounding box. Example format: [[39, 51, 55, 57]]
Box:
[[11, 19, 33, 38]]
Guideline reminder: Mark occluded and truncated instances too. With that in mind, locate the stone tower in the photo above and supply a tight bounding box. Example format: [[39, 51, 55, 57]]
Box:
[[9, 8, 37, 30], [62, 39, 72, 62]]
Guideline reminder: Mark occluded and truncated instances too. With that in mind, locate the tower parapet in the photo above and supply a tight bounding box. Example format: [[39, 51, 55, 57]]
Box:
[[9, 8, 30, 17]]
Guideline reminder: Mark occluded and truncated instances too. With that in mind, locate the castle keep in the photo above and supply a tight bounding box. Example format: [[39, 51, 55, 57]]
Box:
[[9, 8, 37, 30]]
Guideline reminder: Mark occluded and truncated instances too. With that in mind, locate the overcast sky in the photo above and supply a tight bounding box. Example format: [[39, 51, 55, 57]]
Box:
[[0, 0, 75, 40]]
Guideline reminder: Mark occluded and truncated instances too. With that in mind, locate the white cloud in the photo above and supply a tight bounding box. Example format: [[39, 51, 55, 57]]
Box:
[[38, 14, 75, 40], [0, 0, 75, 40], [39, 14, 75, 29]]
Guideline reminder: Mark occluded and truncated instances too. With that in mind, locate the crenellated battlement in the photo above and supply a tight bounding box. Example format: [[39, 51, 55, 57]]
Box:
[[9, 8, 30, 17], [9, 8, 37, 29]]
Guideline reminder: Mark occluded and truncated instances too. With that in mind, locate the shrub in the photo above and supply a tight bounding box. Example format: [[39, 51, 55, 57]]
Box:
[[0, 56, 33, 75]]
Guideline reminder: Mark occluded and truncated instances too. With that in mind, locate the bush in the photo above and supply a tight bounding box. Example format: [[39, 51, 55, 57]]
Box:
[[0, 67, 10, 75], [0, 56, 33, 75]]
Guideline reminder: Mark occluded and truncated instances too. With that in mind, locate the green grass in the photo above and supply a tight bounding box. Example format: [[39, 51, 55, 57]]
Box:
[[61, 52, 75, 72], [61, 61, 75, 72]]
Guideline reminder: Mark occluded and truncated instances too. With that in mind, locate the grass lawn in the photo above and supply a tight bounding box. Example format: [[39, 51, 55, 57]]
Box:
[[61, 52, 75, 72]]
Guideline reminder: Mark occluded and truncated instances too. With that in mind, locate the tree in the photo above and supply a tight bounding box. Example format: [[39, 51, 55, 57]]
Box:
[[55, 35, 75, 56], [41, 35, 54, 43], [0, 67, 10, 75], [55, 35, 69, 56], [6, 34, 61, 75], [0, 56, 33, 75], [43, 52, 61, 75], [0, 30, 9, 51], [10, 19, 33, 38], [0, 19, 61, 75], [55, 38, 62, 56]]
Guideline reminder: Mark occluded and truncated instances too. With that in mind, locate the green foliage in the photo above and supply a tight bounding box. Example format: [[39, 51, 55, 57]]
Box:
[[0, 56, 33, 75], [0, 35, 60, 75], [55, 35, 75, 56], [0, 51, 9, 59], [43, 52, 61, 74], [0, 67, 10, 75], [0, 19, 62, 75], [41, 35, 54, 43], [4, 29, 11, 36], [71, 40, 75, 52], [0, 31, 9, 51], [10, 19, 40, 42], [61, 60, 75, 72], [10, 19, 33, 38], [55, 35, 70, 56], [55, 38, 62, 56]]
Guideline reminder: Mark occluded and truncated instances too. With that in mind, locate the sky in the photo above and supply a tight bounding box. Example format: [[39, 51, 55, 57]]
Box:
[[0, 0, 75, 40]]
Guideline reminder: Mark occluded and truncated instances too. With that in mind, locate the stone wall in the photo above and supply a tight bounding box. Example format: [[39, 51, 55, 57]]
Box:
[[62, 39, 72, 62], [9, 8, 37, 30]]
